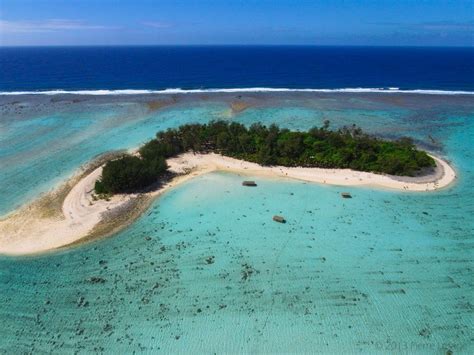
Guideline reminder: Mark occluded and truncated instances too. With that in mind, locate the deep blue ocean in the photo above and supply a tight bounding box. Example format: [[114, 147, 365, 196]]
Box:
[[1, 46, 473, 92]]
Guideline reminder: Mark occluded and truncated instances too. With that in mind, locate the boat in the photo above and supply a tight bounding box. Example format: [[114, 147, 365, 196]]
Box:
[[242, 180, 257, 187], [273, 215, 286, 223]]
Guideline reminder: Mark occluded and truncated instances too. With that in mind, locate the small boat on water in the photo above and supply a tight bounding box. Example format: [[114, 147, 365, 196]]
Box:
[[273, 215, 286, 223], [341, 192, 352, 198], [242, 181, 257, 187]]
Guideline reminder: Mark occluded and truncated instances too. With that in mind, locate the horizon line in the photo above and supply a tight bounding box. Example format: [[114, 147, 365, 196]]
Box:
[[1, 44, 474, 49]]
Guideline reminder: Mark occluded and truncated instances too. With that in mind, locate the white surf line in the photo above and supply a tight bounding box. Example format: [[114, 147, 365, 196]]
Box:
[[1, 87, 474, 95]]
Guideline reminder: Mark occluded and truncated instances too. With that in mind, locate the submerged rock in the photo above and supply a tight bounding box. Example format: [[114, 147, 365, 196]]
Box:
[[76, 296, 89, 307], [86, 276, 106, 284]]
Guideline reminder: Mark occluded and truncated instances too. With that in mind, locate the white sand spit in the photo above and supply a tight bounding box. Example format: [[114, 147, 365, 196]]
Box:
[[0, 153, 456, 256]]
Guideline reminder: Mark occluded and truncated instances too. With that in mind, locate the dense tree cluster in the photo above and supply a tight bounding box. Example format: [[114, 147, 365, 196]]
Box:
[[95, 121, 435, 194], [94, 155, 167, 194]]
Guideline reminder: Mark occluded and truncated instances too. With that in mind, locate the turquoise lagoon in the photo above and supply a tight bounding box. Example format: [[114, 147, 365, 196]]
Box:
[[0, 94, 472, 353]]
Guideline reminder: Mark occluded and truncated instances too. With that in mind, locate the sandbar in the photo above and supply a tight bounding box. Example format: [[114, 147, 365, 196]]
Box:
[[0, 152, 456, 256]]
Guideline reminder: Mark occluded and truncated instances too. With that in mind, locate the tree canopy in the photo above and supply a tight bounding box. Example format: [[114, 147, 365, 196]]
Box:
[[95, 155, 167, 194], [95, 121, 435, 194]]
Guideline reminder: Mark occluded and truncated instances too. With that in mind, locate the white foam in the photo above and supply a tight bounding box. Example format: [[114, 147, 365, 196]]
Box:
[[1, 87, 473, 96]]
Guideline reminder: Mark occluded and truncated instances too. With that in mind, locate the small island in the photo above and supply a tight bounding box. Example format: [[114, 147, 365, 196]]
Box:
[[95, 121, 436, 194], [0, 121, 456, 256]]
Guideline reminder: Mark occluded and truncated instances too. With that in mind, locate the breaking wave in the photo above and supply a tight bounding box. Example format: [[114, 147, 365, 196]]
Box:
[[1, 87, 474, 95]]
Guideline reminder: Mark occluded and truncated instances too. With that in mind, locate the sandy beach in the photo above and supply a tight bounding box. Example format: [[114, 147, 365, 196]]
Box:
[[0, 152, 456, 256]]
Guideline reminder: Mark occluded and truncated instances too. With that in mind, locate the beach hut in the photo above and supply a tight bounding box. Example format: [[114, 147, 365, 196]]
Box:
[[273, 215, 286, 223], [242, 181, 257, 187], [341, 192, 352, 198]]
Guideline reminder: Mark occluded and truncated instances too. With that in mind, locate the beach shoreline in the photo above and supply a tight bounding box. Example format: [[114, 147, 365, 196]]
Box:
[[0, 152, 456, 256]]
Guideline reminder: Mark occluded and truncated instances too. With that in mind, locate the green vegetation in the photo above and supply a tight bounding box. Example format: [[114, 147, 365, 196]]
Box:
[[95, 121, 435, 194], [95, 155, 167, 194]]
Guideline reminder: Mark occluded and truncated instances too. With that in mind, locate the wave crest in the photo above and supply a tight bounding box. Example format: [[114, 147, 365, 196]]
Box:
[[1, 87, 473, 96]]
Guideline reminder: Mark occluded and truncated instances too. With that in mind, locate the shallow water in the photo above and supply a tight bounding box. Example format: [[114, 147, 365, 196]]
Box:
[[0, 93, 473, 353]]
